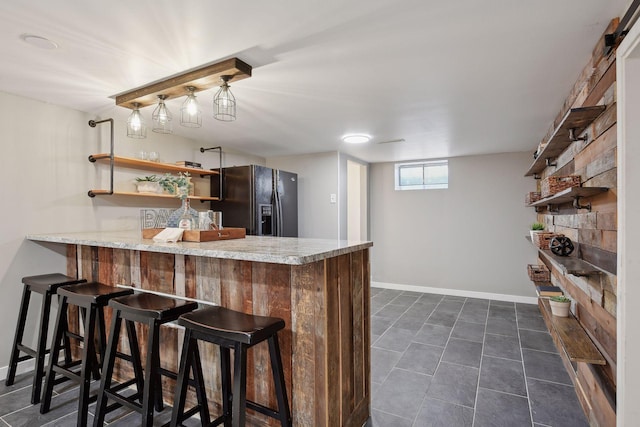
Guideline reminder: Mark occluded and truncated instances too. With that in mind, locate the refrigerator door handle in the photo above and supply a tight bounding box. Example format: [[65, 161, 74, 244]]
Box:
[[274, 170, 284, 237]]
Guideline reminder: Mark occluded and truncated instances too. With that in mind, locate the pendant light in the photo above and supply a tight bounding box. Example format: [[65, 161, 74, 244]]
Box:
[[152, 95, 172, 134], [213, 76, 236, 121], [126, 103, 146, 139], [180, 86, 201, 128]]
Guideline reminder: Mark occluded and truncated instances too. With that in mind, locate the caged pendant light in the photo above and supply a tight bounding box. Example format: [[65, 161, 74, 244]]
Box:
[[180, 86, 201, 128], [126, 103, 146, 139], [152, 95, 172, 134], [213, 75, 236, 121]]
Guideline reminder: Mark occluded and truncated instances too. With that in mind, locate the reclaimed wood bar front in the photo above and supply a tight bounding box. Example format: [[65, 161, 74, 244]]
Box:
[[26, 231, 372, 427]]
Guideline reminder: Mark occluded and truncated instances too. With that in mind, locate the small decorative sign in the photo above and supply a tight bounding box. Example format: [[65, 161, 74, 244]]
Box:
[[140, 209, 173, 229]]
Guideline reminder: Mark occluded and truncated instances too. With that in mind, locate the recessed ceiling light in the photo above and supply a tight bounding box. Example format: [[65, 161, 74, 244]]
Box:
[[20, 33, 59, 50], [342, 134, 371, 144]]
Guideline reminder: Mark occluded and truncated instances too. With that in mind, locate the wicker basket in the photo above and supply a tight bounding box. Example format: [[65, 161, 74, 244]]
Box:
[[531, 232, 559, 249], [527, 264, 550, 282], [525, 192, 541, 205], [541, 175, 581, 198]]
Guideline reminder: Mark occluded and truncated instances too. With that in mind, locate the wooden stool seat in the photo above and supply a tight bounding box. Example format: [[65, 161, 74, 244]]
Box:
[[179, 306, 285, 344], [5, 273, 86, 405], [93, 293, 199, 427], [40, 282, 135, 427], [170, 306, 291, 427]]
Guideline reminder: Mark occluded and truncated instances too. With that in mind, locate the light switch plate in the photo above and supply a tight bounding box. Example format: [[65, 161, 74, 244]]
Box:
[[330, 193, 337, 203]]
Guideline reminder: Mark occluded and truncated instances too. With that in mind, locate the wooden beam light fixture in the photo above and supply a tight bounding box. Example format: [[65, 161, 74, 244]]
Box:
[[114, 57, 252, 110]]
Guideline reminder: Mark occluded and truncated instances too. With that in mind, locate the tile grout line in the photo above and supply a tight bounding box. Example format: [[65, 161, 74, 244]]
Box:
[[515, 303, 536, 427], [410, 296, 466, 427], [471, 300, 491, 427]]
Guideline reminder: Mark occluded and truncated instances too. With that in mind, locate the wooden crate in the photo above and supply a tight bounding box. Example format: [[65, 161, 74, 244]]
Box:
[[527, 264, 550, 282], [541, 175, 581, 198], [142, 227, 246, 242], [525, 192, 542, 205], [532, 232, 559, 249]]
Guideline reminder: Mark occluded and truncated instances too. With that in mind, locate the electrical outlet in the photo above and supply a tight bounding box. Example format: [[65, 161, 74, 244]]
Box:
[[330, 193, 337, 204]]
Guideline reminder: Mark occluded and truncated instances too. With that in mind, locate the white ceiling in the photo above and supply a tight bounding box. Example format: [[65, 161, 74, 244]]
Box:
[[0, 0, 629, 163]]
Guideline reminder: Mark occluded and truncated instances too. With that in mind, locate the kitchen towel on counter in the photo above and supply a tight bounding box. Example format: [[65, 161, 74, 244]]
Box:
[[152, 228, 184, 243]]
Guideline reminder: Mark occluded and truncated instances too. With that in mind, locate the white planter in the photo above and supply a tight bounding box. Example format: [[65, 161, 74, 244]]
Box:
[[549, 300, 570, 317], [136, 182, 161, 194], [530, 230, 544, 241]]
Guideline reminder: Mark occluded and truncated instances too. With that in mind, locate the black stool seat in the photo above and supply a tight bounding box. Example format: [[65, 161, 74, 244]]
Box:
[[22, 273, 85, 294], [57, 282, 134, 305], [170, 306, 292, 427], [6, 273, 86, 405], [40, 282, 135, 427], [93, 293, 199, 427], [109, 292, 199, 320], [179, 306, 285, 345]]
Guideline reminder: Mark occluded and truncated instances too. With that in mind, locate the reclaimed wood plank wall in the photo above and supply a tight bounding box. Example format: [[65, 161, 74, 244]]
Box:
[[67, 244, 370, 427], [535, 19, 618, 427]]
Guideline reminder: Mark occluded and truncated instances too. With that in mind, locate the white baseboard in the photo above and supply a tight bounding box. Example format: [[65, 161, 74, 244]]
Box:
[[371, 281, 538, 305], [0, 357, 37, 382]]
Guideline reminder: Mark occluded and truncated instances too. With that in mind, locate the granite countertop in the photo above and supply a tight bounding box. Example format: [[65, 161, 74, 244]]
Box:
[[26, 230, 373, 265]]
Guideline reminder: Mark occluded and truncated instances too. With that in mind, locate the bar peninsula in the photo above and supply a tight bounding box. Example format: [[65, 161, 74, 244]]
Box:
[[26, 231, 372, 427]]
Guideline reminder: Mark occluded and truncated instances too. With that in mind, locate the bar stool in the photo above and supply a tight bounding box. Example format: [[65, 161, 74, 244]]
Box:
[[170, 306, 292, 427], [5, 273, 86, 404], [39, 282, 135, 427], [93, 293, 200, 427]]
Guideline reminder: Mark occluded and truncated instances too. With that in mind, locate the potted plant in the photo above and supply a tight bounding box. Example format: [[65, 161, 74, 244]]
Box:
[[530, 222, 545, 241], [549, 295, 571, 317], [135, 175, 161, 194]]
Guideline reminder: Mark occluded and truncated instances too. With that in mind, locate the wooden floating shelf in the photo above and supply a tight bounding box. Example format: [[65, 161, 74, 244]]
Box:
[[526, 236, 603, 277], [87, 190, 219, 202], [527, 186, 608, 207], [537, 249, 603, 277], [89, 154, 219, 176], [114, 57, 252, 109], [538, 298, 606, 365], [525, 106, 606, 176]]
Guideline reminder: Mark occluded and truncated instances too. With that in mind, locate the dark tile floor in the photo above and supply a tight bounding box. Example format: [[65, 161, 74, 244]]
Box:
[[368, 287, 589, 427], [0, 288, 589, 426]]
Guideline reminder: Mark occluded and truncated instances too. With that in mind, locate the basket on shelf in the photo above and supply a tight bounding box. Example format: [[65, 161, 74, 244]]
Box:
[[541, 175, 581, 198], [532, 232, 559, 249], [527, 264, 551, 282], [525, 192, 542, 205]]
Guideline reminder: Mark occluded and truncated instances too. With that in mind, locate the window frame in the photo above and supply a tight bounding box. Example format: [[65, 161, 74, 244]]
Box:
[[394, 159, 449, 191]]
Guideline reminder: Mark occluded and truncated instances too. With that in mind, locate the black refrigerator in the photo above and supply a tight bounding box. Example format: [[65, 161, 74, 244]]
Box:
[[210, 165, 298, 237]]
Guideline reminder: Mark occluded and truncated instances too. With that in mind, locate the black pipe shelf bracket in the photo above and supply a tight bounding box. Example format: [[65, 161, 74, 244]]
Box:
[[573, 196, 592, 212], [545, 158, 557, 168], [200, 146, 223, 201], [569, 128, 588, 143], [87, 119, 114, 197]]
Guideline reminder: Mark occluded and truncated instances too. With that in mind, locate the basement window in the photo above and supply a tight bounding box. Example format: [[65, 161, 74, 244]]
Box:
[[394, 160, 448, 190]]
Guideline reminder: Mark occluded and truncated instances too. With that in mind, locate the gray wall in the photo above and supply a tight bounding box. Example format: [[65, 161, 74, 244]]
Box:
[[267, 152, 340, 239], [370, 152, 539, 297]]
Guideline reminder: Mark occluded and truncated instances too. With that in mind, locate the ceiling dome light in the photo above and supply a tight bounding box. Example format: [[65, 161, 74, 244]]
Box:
[[342, 134, 371, 144], [19, 34, 59, 49]]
